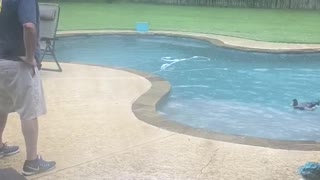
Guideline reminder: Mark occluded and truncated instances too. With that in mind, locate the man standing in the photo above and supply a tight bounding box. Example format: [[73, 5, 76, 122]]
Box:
[[0, 0, 56, 176]]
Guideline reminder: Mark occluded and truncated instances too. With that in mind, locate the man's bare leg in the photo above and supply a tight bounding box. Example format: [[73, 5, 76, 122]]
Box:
[[22, 117, 56, 176], [0, 113, 20, 157], [0, 113, 8, 147], [21, 118, 38, 160]]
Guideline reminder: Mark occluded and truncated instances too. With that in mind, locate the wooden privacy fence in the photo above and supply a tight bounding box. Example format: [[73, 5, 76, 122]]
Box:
[[127, 0, 320, 9]]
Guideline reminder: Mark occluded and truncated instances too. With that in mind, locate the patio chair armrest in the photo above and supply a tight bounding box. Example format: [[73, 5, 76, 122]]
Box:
[[40, 37, 58, 41]]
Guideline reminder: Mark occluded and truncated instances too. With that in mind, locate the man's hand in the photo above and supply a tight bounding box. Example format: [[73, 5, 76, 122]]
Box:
[[20, 56, 37, 66], [19, 56, 37, 77]]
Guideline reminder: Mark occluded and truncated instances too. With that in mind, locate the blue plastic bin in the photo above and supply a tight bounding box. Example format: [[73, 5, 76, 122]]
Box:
[[136, 22, 149, 33]]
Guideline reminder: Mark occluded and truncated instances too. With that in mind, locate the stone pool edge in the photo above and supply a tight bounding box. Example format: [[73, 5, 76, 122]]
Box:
[[56, 31, 320, 151], [57, 30, 320, 53]]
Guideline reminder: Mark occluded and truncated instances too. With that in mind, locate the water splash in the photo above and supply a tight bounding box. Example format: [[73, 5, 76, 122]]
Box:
[[160, 56, 211, 71]]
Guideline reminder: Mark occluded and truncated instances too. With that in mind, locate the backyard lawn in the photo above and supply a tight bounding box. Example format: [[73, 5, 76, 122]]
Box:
[[58, 2, 320, 43]]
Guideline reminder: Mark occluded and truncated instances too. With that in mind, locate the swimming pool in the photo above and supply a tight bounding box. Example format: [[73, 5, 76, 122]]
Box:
[[55, 34, 320, 141]]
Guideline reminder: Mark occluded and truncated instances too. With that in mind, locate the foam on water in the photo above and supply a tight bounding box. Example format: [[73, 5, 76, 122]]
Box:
[[159, 56, 211, 71]]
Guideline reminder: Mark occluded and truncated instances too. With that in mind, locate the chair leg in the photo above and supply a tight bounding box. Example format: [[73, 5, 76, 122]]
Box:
[[52, 51, 62, 72], [45, 44, 62, 72], [40, 45, 50, 70], [40, 50, 46, 63]]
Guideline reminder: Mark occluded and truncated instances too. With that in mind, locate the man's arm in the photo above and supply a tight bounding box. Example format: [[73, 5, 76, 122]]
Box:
[[18, 0, 38, 66], [23, 23, 37, 66]]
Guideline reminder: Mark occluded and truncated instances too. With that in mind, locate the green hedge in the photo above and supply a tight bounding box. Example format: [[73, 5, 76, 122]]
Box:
[[41, 0, 320, 9]]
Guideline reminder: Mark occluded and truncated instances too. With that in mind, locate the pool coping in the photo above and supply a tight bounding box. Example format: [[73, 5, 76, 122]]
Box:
[[56, 31, 320, 151], [56, 30, 320, 53]]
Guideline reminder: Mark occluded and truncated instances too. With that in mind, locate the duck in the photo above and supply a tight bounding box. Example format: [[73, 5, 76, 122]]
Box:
[[292, 99, 320, 111]]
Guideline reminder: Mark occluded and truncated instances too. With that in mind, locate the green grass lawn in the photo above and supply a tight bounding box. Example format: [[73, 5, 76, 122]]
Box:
[[58, 2, 320, 43]]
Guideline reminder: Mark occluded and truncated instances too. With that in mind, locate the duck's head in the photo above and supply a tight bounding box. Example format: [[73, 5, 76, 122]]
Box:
[[292, 99, 298, 106]]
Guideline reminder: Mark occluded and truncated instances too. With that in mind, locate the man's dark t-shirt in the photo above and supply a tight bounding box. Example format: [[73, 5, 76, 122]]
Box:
[[0, 0, 40, 61]]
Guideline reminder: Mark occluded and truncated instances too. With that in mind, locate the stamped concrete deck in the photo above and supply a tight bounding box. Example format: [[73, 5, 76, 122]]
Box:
[[0, 62, 319, 180]]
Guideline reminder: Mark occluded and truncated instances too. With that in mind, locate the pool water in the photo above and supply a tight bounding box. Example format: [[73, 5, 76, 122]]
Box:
[[55, 35, 320, 141]]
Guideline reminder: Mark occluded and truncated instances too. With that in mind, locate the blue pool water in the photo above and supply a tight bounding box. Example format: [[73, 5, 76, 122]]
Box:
[[55, 35, 320, 141]]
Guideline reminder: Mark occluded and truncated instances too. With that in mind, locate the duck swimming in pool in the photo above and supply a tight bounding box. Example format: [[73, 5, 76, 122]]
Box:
[[292, 99, 320, 111]]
